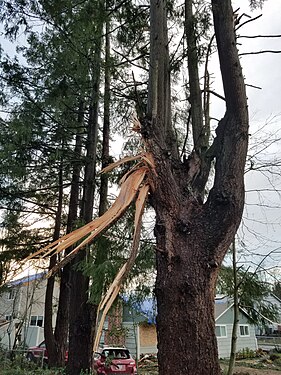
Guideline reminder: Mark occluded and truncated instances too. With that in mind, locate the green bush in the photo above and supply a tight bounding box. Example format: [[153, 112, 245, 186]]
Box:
[[0, 349, 66, 375], [236, 347, 257, 359]]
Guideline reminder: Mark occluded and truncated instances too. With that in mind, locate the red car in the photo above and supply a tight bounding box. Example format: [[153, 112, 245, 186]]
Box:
[[26, 341, 48, 364], [93, 347, 137, 374], [26, 340, 68, 364]]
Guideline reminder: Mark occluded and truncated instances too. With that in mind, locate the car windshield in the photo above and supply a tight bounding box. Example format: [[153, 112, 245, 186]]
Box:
[[102, 349, 130, 359]]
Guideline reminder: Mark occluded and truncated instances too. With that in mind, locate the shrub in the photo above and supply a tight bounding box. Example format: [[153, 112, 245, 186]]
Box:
[[236, 347, 257, 359]]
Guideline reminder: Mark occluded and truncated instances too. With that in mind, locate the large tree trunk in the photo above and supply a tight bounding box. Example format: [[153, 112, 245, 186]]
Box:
[[144, 0, 249, 374]]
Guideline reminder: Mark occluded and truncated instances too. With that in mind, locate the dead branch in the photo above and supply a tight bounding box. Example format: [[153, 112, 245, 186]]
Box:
[[235, 14, 262, 31], [240, 50, 281, 56], [245, 83, 262, 90], [238, 34, 281, 39], [202, 89, 225, 101]]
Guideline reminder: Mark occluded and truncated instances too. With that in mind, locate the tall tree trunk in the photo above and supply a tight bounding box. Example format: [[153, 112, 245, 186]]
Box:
[[44, 159, 63, 367], [99, 17, 111, 217], [53, 101, 84, 367], [143, 0, 249, 374], [67, 38, 102, 374], [91, 17, 111, 344]]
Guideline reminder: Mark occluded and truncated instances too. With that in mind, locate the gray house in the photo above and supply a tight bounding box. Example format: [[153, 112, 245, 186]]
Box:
[[215, 296, 258, 358], [108, 296, 258, 359]]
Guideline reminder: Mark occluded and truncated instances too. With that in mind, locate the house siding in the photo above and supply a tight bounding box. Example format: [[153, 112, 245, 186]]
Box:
[[216, 324, 257, 358], [0, 274, 59, 349], [216, 308, 257, 358], [123, 322, 138, 358]]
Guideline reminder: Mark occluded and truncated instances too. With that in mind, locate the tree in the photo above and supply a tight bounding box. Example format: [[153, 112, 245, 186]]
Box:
[[144, 0, 249, 373], [0, 0, 265, 374]]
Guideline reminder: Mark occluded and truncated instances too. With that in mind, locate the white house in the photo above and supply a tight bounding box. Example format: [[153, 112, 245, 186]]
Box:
[[0, 272, 59, 350]]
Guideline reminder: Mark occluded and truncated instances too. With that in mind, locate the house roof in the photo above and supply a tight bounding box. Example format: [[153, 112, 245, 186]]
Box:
[[10, 272, 46, 287], [125, 295, 238, 324], [215, 301, 230, 320], [123, 296, 157, 324]]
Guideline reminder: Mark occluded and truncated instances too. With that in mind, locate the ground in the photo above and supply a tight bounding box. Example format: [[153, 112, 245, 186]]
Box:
[[232, 367, 281, 375], [137, 356, 281, 375], [138, 367, 281, 375]]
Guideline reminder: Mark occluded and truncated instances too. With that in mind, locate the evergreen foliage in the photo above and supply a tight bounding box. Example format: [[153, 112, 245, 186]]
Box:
[[218, 265, 279, 326]]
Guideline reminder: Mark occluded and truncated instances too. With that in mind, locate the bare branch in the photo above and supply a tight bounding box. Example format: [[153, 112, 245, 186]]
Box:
[[238, 34, 281, 39], [202, 89, 225, 101], [245, 83, 262, 90], [240, 50, 281, 56], [235, 14, 262, 32]]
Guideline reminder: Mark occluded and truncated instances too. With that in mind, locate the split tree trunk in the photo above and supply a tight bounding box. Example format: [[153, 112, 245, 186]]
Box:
[[144, 0, 249, 374]]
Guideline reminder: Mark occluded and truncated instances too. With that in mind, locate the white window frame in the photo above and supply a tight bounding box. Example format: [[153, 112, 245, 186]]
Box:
[[239, 324, 250, 337], [215, 325, 227, 338], [7, 289, 15, 300], [5, 315, 12, 321], [30, 315, 44, 327]]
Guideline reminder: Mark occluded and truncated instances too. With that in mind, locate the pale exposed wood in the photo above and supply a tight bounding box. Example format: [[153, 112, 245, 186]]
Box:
[[93, 183, 149, 352]]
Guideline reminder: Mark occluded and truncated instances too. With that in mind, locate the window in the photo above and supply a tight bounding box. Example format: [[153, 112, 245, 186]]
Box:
[[5, 315, 12, 321], [7, 289, 15, 300], [215, 325, 227, 338], [239, 325, 249, 337], [30, 315, 44, 327]]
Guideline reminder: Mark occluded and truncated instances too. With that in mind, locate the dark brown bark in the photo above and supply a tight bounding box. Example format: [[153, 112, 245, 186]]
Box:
[[53, 103, 84, 367], [44, 160, 63, 368], [44, 102, 84, 368], [67, 35, 102, 375], [143, 0, 249, 374], [185, 0, 204, 149], [99, 18, 111, 217], [185, 0, 212, 198]]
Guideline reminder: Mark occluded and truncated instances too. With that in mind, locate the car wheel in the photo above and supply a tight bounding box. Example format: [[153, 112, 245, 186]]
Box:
[[26, 352, 35, 362]]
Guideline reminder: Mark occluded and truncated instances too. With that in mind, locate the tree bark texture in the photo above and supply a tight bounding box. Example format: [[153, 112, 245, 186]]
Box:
[[67, 33, 102, 374], [54, 109, 84, 368], [44, 160, 63, 368], [144, 0, 249, 374]]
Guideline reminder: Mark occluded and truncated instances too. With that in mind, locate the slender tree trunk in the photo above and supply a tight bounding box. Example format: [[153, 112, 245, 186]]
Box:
[[99, 17, 111, 217], [143, 0, 249, 374], [44, 160, 63, 367], [54, 101, 84, 367], [90, 18, 112, 344], [67, 35, 102, 374], [227, 240, 239, 375]]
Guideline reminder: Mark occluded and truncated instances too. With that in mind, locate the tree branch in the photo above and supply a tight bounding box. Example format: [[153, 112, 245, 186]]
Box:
[[240, 50, 281, 56]]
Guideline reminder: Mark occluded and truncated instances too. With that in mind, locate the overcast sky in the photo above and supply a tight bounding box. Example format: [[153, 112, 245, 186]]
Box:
[[210, 0, 281, 276]]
